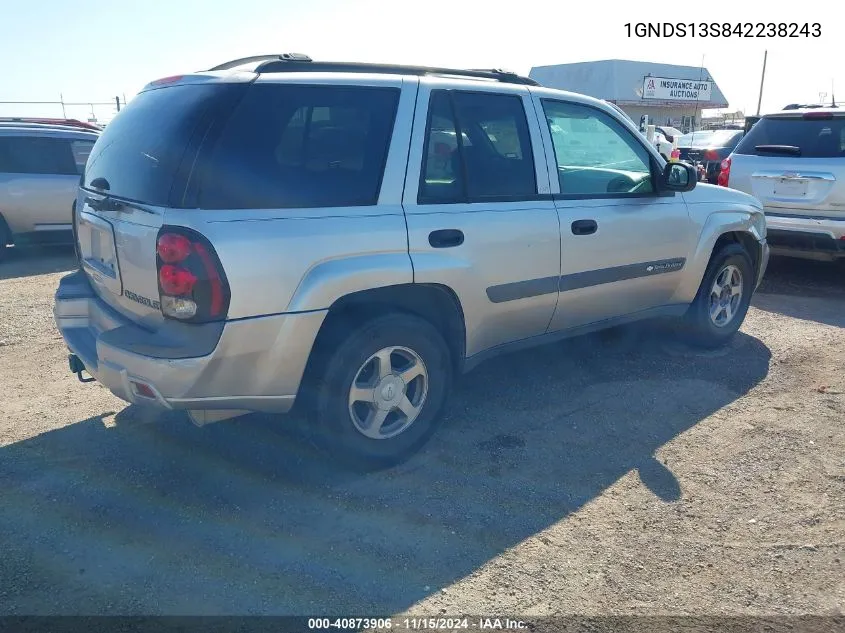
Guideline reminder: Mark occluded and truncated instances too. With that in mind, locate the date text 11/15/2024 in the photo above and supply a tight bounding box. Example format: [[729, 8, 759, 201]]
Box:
[[307, 617, 528, 630], [625, 22, 821, 38]]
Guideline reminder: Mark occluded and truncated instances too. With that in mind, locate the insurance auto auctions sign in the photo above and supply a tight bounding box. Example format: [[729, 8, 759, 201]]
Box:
[[642, 76, 713, 102]]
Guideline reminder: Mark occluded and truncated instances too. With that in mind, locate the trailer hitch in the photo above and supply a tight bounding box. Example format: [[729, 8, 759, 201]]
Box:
[[68, 354, 96, 383]]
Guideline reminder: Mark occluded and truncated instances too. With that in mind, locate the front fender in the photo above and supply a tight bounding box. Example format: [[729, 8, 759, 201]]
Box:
[[672, 208, 765, 304], [285, 253, 414, 313]]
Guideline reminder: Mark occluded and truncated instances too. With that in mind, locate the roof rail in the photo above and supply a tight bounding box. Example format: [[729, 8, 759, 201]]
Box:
[[782, 103, 838, 110], [0, 117, 101, 131], [209, 54, 540, 86], [208, 53, 313, 71]]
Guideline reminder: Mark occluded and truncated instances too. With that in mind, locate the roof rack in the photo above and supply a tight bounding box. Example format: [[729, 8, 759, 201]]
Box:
[[783, 103, 839, 110], [0, 117, 101, 131], [208, 54, 540, 86], [208, 53, 313, 71]]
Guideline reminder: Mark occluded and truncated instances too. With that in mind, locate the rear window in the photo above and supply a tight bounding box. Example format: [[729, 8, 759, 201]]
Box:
[[0, 136, 78, 175], [734, 116, 845, 158], [83, 84, 228, 205], [196, 84, 400, 209]]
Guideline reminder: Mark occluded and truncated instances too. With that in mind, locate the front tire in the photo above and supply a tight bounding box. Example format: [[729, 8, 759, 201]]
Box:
[[310, 312, 453, 469], [684, 243, 754, 348]]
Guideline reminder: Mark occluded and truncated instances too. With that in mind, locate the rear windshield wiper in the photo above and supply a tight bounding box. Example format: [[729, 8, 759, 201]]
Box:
[[755, 144, 802, 155], [84, 195, 124, 212]]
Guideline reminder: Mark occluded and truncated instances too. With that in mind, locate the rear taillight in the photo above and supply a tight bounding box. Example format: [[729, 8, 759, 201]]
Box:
[[156, 228, 230, 322], [717, 156, 731, 187], [156, 233, 193, 263], [703, 149, 720, 162]]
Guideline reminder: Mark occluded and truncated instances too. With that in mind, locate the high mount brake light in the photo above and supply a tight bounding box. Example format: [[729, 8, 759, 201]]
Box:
[[150, 75, 185, 87]]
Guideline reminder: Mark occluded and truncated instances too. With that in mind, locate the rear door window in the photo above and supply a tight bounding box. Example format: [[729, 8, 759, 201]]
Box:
[[83, 83, 231, 205], [0, 136, 77, 175], [419, 90, 536, 203], [196, 84, 400, 209], [735, 116, 845, 157]]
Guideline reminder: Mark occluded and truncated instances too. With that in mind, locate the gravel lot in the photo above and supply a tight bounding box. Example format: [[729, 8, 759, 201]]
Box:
[[1, 246, 843, 617]]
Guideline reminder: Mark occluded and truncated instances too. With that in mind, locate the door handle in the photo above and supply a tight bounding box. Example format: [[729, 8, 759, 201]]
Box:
[[429, 229, 464, 248], [571, 219, 598, 236]]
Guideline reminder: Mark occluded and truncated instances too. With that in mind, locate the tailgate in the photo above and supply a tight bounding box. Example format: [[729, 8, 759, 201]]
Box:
[[72, 77, 247, 327], [748, 162, 844, 218], [75, 191, 165, 328]]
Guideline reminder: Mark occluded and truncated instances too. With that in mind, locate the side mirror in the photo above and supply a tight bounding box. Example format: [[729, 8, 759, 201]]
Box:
[[662, 162, 697, 192]]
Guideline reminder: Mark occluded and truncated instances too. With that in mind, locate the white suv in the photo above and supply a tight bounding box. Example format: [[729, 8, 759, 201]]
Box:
[[724, 108, 845, 261]]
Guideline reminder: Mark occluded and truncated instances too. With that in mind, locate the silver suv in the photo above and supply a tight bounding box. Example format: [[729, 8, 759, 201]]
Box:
[[0, 120, 99, 258], [54, 55, 769, 466], [724, 108, 845, 261]]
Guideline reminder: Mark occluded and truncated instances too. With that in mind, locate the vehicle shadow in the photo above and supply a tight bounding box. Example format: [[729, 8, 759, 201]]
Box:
[[753, 256, 845, 328], [0, 325, 771, 615], [0, 244, 76, 281]]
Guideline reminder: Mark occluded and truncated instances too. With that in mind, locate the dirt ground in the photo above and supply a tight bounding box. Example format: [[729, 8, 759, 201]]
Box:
[[0, 246, 843, 618]]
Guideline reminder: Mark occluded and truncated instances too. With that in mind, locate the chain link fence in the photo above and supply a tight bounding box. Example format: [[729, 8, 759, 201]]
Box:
[[0, 96, 127, 126]]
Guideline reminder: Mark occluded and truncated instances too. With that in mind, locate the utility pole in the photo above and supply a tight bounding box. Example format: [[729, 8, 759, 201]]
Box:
[[115, 96, 121, 112], [59, 93, 66, 118], [756, 50, 767, 116]]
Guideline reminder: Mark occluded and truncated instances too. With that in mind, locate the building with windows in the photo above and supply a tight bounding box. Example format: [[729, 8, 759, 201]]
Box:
[[529, 59, 729, 133]]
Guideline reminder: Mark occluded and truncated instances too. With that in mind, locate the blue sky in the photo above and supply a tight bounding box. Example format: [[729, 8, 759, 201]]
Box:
[[1, 0, 840, 122]]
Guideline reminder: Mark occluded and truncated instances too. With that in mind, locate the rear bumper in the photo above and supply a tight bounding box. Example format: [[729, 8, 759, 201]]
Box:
[[764, 213, 845, 261], [54, 271, 326, 414]]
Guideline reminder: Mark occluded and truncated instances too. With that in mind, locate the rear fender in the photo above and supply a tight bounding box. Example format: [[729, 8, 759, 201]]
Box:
[[286, 253, 414, 313]]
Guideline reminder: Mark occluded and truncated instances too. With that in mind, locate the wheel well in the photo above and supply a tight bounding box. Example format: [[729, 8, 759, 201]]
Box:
[[313, 283, 466, 372], [713, 231, 760, 275]]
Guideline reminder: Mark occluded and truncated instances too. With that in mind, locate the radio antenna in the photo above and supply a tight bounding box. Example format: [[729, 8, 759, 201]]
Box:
[[756, 50, 768, 115]]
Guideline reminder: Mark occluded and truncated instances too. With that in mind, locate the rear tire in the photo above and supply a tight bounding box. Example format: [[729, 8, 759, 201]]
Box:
[[309, 312, 453, 470], [684, 243, 754, 348]]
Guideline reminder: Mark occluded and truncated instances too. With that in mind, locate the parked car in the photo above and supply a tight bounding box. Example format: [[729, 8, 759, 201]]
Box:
[[0, 120, 99, 259], [723, 108, 844, 261], [678, 129, 744, 184], [55, 55, 769, 467]]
